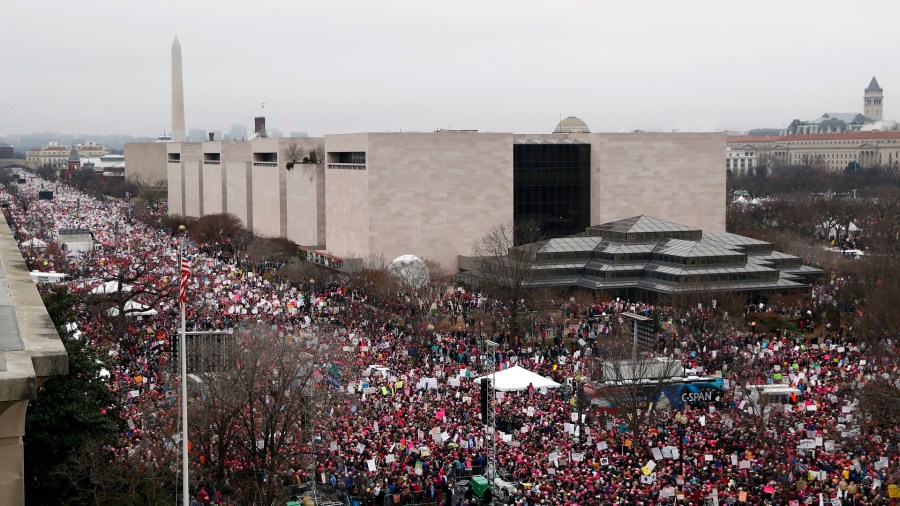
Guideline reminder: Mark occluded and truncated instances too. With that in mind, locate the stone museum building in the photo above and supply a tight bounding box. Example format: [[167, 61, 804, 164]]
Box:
[[128, 118, 726, 271]]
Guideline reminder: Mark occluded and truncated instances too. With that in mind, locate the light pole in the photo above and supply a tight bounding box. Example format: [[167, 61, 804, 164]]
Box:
[[178, 224, 189, 506], [674, 412, 687, 498], [484, 339, 500, 502]]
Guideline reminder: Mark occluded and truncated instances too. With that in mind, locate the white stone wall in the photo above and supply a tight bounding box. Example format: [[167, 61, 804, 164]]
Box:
[[591, 133, 726, 232], [285, 164, 325, 246], [124, 142, 167, 182], [324, 134, 370, 259], [250, 164, 282, 238], [199, 140, 224, 215], [167, 162, 183, 215], [364, 132, 514, 271], [224, 161, 250, 226]]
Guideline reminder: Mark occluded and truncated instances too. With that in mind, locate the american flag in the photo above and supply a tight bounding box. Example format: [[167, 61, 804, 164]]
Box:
[[179, 256, 191, 305]]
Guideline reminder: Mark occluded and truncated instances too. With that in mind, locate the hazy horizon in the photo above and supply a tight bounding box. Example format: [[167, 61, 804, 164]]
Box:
[[3, 0, 899, 138]]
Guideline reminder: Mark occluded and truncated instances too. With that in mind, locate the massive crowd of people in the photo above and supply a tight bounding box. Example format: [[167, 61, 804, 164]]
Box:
[[2, 172, 898, 505]]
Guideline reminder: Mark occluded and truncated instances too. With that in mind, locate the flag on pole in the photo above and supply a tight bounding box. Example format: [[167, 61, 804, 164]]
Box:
[[179, 256, 191, 305]]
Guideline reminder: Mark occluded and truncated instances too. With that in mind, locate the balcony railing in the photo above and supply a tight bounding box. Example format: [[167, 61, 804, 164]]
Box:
[[252, 161, 278, 167], [327, 163, 366, 170], [203, 161, 221, 165]]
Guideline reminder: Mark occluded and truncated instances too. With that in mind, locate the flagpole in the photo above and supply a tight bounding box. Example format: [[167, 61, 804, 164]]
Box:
[[178, 225, 189, 506]]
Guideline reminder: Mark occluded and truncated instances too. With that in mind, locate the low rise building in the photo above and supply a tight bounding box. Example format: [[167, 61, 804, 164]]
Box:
[[726, 131, 900, 173], [726, 77, 898, 173], [150, 120, 725, 272], [25, 141, 109, 168]]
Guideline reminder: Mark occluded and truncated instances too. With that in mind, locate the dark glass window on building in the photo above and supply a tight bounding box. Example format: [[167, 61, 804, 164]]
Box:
[[514, 143, 591, 239]]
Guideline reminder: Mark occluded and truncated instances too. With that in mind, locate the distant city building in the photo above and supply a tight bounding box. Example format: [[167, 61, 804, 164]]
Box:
[[783, 78, 887, 135], [67, 147, 81, 170], [187, 129, 207, 142], [81, 154, 125, 176], [863, 76, 884, 121], [727, 77, 899, 172], [727, 131, 900, 173], [26, 141, 109, 168], [0, 144, 13, 158], [228, 124, 248, 141]]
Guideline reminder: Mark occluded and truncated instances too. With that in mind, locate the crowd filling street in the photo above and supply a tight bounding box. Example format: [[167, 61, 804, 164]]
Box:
[[2, 173, 898, 505]]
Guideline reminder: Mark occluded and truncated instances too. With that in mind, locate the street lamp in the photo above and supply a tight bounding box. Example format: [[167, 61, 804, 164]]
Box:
[[484, 339, 500, 500], [177, 224, 189, 506], [673, 412, 688, 495]]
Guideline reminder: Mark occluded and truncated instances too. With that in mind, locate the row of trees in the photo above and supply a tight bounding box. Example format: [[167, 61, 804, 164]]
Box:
[[27, 284, 347, 504], [727, 187, 900, 250], [728, 160, 900, 197], [726, 166, 900, 343]]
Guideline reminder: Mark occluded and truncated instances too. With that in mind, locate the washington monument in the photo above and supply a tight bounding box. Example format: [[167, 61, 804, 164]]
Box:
[[171, 37, 185, 142]]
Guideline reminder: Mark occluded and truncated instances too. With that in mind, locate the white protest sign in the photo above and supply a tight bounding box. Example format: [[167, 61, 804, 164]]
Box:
[[797, 439, 816, 450]]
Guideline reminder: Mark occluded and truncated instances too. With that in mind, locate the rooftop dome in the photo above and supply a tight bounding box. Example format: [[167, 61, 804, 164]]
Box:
[[553, 116, 590, 134]]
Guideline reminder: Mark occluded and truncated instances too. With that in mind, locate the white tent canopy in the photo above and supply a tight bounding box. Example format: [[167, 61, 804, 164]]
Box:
[[473, 366, 561, 392], [91, 280, 134, 294], [106, 300, 158, 317], [819, 221, 862, 237]]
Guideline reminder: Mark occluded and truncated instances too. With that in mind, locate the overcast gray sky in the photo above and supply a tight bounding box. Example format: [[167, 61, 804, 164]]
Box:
[[3, 0, 899, 137]]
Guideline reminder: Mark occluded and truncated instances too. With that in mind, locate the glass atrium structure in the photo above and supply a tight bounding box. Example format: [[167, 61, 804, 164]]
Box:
[[463, 216, 824, 296], [513, 139, 591, 239]]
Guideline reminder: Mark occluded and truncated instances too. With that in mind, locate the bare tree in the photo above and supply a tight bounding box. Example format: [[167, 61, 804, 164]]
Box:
[[244, 236, 298, 267], [666, 288, 746, 344], [69, 167, 95, 191], [189, 213, 251, 257], [585, 340, 683, 438], [85, 243, 177, 340], [861, 186, 900, 256], [313, 143, 325, 165], [277, 259, 338, 289], [36, 164, 60, 181], [858, 257, 900, 343], [283, 141, 305, 171], [470, 221, 542, 338], [853, 376, 900, 444], [188, 322, 346, 505], [128, 174, 168, 209], [64, 437, 177, 506], [347, 253, 398, 305]]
